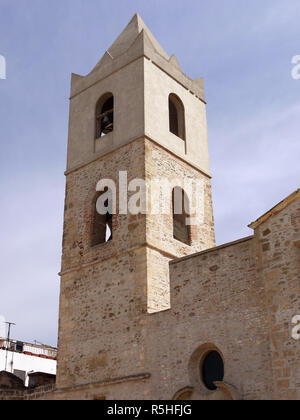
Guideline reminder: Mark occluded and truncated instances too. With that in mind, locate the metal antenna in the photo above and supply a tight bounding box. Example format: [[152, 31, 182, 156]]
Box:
[[4, 322, 16, 372]]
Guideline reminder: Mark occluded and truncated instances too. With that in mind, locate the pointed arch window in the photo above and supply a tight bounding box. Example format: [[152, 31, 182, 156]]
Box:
[[169, 94, 186, 141], [95, 93, 114, 139], [91, 188, 113, 247], [172, 187, 191, 246]]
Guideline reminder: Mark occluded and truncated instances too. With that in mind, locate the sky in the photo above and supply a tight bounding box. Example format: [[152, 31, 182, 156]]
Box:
[[0, 0, 299, 346]]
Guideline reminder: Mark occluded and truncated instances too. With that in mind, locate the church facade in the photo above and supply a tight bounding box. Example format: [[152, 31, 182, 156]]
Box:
[[1, 14, 299, 401]]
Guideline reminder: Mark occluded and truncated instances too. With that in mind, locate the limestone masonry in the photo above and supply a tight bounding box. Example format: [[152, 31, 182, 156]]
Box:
[[1, 14, 299, 400]]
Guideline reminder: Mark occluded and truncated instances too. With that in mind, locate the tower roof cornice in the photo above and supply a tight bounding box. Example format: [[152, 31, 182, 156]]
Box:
[[70, 14, 206, 103]]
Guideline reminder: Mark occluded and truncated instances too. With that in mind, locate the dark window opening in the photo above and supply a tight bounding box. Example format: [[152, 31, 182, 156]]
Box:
[[16, 341, 24, 352], [91, 189, 113, 247], [13, 369, 26, 384], [96, 94, 114, 139], [202, 351, 224, 391], [172, 187, 191, 246], [169, 98, 179, 137], [169, 94, 185, 141]]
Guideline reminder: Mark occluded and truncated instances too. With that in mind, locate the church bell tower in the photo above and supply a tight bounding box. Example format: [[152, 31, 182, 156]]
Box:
[[57, 14, 215, 393]]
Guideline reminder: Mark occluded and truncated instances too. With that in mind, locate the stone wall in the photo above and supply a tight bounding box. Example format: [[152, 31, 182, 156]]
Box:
[[253, 197, 300, 399], [146, 235, 272, 400], [0, 384, 55, 401]]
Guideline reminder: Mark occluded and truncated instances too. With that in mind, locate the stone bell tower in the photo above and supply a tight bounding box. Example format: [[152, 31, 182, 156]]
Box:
[[56, 14, 215, 396]]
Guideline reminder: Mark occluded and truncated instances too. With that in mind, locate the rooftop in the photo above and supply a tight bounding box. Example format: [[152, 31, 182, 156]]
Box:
[[0, 338, 57, 360]]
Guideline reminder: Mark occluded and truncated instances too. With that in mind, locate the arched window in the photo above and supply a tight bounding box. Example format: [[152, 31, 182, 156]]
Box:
[[172, 187, 191, 245], [169, 94, 185, 141], [91, 188, 113, 247], [95, 93, 114, 139], [202, 351, 224, 391], [188, 344, 226, 395]]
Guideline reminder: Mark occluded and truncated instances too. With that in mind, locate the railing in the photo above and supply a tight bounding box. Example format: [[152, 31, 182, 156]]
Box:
[[0, 339, 57, 359]]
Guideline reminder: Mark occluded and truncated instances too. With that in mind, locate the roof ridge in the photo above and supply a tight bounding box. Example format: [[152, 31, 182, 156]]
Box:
[[249, 188, 300, 229], [106, 13, 169, 61]]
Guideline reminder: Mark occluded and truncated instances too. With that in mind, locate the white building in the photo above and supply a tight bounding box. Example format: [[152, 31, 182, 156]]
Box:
[[0, 338, 57, 387]]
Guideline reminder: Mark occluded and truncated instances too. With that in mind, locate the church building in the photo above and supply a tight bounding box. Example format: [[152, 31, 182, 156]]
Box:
[[1, 14, 299, 401]]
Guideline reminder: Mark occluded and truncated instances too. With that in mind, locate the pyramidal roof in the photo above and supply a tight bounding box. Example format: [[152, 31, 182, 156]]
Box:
[[71, 14, 206, 103], [106, 13, 169, 60]]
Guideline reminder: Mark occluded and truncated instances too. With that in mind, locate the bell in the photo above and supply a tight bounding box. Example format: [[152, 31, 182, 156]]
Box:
[[101, 114, 113, 134], [102, 115, 110, 126]]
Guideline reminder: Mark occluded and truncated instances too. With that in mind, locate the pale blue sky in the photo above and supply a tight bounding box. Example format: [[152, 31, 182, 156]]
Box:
[[0, 0, 299, 345]]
